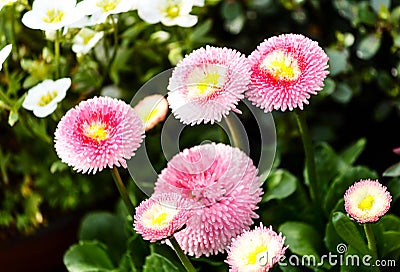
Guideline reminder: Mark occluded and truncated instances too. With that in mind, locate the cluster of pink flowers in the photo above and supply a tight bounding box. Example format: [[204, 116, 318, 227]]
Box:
[[53, 33, 335, 272]]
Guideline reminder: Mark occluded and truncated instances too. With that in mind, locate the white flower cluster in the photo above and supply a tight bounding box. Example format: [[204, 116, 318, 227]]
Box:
[[5, 0, 204, 118]]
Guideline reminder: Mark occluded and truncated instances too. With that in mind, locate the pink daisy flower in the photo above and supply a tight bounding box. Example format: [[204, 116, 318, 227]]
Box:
[[134, 193, 190, 242], [154, 143, 262, 257], [226, 223, 287, 272], [344, 179, 392, 223], [54, 96, 145, 174], [133, 94, 169, 131], [167, 45, 251, 125], [246, 33, 329, 112]]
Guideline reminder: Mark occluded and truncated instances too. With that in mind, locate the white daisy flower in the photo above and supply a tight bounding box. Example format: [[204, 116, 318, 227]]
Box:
[[22, 78, 71, 118], [137, 0, 199, 27], [0, 44, 12, 71], [72, 28, 104, 55], [77, 0, 137, 22], [21, 0, 84, 31]]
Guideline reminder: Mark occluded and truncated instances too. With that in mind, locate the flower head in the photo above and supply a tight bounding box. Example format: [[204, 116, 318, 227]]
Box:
[[344, 179, 392, 223], [77, 0, 136, 21], [138, 0, 200, 27], [167, 45, 251, 125], [72, 28, 104, 55], [226, 223, 287, 272], [154, 143, 262, 257], [134, 193, 190, 242], [0, 44, 12, 71], [22, 78, 71, 118], [246, 33, 329, 112], [22, 0, 84, 31], [54, 96, 145, 174], [133, 94, 169, 131]]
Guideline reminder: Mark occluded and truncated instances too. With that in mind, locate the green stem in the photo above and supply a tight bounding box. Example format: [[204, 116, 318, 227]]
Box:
[[111, 166, 135, 217], [169, 236, 197, 272], [294, 110, 318, 203], [54, 30, 61, 78], [364, 224, 380, 271], [10, 5, 20, 62], [364, 224, 378, 258], [101, 15, 119, 86]]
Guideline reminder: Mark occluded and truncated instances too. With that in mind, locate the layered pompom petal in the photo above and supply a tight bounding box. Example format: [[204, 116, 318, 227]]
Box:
[[167, 45, 251, 125], [54, 96, 145, 174], [154, 143, 263, 257], [344, 179, 392, 223], [246, 33, 329, 112]]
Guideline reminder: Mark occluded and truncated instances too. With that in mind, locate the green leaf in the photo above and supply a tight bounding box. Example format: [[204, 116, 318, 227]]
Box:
[[339, 138, 366, 165], [279, 221, 321, 257], [378, 214, 400, 232], [387, 178, 400, 201], [383, 162, 400, 177], [262, 169, 297, 202], [324, 166, 378, 214], [63, 241, 115, 272], [119, 253, 138, 272], [189, 19, 212, 42], [127, 235, 150, 270], [326, 49, 349, 76], [358, 2, 378, 25], [332, 82, 353, 104], [321, 78, 336, 96], [79, 212, 129, 264], [356, 34, 381, 60], [331, 212, 369, 255], [143, 253, 180, 272], [381, 231, 400, 257]]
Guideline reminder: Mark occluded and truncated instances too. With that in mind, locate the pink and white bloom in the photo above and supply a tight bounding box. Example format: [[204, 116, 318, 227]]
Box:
[[0, 44, 12, 71], [134, 193, 190, 242], [54, 96, 145, 174], [22, 78, 71, 118], [133, 94, 169, 131], [22, 0, 85, 31], [246, 33, 329, 112], [72, 28, 104, 55], [154, 143, 262, 257], [226, 223, 287, 272], [344, 179, 392, 223], [167, 45, 251, 125], [137, 0, 201, 27]]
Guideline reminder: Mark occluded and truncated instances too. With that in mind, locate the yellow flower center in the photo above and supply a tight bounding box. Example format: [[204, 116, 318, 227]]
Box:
[[142, 203, 178, 229], [187, 72, 221, 99], [43, 9, 65, 23], [358, 195, 375, 210], [84, 123, 108, 141], [96, 0, 120, 12], [166, 5, 180, 18], [245, 245, 268, 265], [37, 90, 58, 106], [260, 50, 301, 81], [82, 33, 94, 45]]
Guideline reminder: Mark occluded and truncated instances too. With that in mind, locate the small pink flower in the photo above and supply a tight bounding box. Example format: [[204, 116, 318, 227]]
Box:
[[167, 45, 251, 125], [344, 179, 392, 223], [226, 223, 287, 272], [154, 143, 263, 257], [246, 33, 329, 112], [134, 193, 190, 242], [133, 94, 169, 131], [54, 96, 145, 174], [393, 147, 400, 155]]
